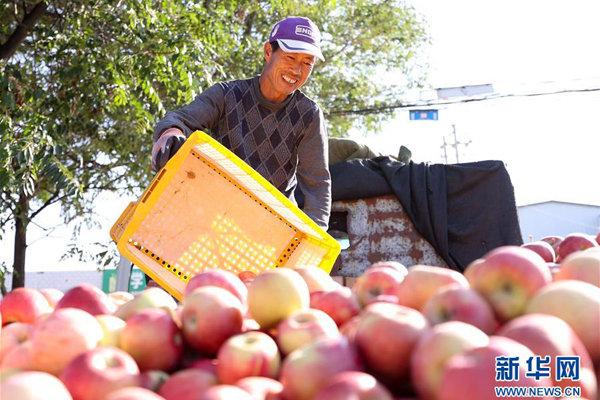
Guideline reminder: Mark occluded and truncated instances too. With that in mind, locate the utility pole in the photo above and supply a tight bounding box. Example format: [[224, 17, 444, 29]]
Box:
[[440, 136, 448, 163], [449, 124, 471, 163]]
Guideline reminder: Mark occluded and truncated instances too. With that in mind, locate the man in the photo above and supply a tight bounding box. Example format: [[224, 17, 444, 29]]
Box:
[[152, 16, 331, 229]]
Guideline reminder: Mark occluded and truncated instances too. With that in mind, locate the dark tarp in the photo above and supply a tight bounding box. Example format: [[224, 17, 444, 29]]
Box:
[[299, 157, 523, 271]]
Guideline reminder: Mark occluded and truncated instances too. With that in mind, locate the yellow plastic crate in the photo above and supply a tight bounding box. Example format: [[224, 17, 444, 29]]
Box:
[[110, 131, 340, 301]]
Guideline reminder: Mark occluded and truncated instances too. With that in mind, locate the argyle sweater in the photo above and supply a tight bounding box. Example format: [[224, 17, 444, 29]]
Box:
[[153, 76, 331, 229]]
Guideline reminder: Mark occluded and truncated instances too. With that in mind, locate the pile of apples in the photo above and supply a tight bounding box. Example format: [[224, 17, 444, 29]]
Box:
[[1, 232, 599, 400]]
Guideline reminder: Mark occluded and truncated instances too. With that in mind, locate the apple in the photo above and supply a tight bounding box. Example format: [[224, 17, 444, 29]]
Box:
[[351, 266, 406, 307], [369, 260, 408, 276], [309, 287, 360, 327], [1, 287, 51, 325], [465, 246, 551, 321], [313, 371, 393, 400], [55, 283, 116, 316], [555, 249, 600, 287], [198, 385, 254, 400], [116, 288, 178, 321], [411, 321, 489, 400], [39, 288, 64, 308], [158, 368, 218, 400], [355, 302, 428, 384], [184, 269, 248, 306], [292, 267, 338, 293], [339, 316, 361, 342], [247, 268, 309, 330], [498, 313, 597, 400], [242, 317, 261, 332], [109, 291, 135, 308], [59, 347, 139, 400], [1, 340, 34, 371], [30, 308, 103, 375], [422, 285, 499, 334], [238, 271, 257, 286], [439, 336, 553, 400], [396, 265, 469, 311], [526, 280, 600, 362], [541, 235, 563, 253], [217, 331, 281, 384], [236, 377, 283, 400], [521, 241, 556, 263], [96, 314, 126, 347], [556, 233, 598, 262], [276, 309, 339, 355], [120, 308, 183, 371], [138, 370, 169, 392], [105, 387, 166, 400], [181, 286, 244, 355], [0, 371, 73, 400], [280, 336, 361, 400], [0, 322, 32, 363]]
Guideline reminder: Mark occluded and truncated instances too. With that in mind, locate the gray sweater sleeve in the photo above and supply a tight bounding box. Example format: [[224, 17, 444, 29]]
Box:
[[153, 84, 225, 141], [296, 108, 332, 230]]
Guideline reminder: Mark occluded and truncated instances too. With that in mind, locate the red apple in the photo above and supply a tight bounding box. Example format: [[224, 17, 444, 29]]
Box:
[[411, 321, 489, 400], [105, 387, 166, 400], [351, 266, 405, 307], [198, 385, 253, 400], [293, 267, 338, 293], [276, 309, 339, 355], [30, 308, 103, 375], [422, 285, 499, 334], [280, 337, 361, 400], [557, 233, 598, 262], [354, 302, 429, 384], [181, 286, 244, 355], [369, 260, 408, 276], [238, 271, 257, 286], [120, 308, 183, 371], [555, 249, 600, 287], [1, 288, 51, 325], [138, 370, 169, 392], [217, 331, 281, 384], [159, 368, 218, 400], [541, 235, 563, 253], [439, 336, 554, 400], [1, 340, 34, 371], [1, 371, 73, 400], [59, 347, 139, 400], [0, 322, 32, 364], [55, 283, 115, 316], [115, 288, 177, 321], [247, 268, 309, 330], [522, 241, 556, 263], [498, 313, 597, 400], [184, 269, 248, 306], [39, 288, 64, 308], [310, 287, 360, 327], [339, 316, 361, 342], [526, 280, 600, 362], [465, 246, 552, 321], [396, 265, 469, 311], [313, 371, 393, 400], [235, 377, 283, 400]]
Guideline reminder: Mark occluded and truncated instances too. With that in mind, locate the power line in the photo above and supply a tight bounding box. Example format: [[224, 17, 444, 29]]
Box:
[[327, 86, 600, 117]]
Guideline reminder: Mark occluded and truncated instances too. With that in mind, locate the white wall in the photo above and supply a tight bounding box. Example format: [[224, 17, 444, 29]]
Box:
[[4, 270, 103, 293], [518, 202, 600, 242]]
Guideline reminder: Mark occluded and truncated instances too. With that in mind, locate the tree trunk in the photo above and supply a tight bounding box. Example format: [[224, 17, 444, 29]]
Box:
[[11, 192, 29, 289]]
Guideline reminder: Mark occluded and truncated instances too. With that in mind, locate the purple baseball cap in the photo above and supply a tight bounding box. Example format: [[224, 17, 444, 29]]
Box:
[[269, 16, 324, 61]]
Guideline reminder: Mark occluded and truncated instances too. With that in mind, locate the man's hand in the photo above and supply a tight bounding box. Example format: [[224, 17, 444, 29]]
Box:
[[152, 128, 187, 171]]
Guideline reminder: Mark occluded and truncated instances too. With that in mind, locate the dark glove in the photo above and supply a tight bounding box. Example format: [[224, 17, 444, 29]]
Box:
[[151, 128, 187, 171]]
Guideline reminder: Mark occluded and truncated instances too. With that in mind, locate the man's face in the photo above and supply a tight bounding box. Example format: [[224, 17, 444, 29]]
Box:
[[262, 42, 316, 102]]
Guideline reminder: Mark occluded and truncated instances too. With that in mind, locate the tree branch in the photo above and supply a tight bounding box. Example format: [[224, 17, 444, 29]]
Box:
[[0, 2, 48, 60], [28, 190, 63, 220]]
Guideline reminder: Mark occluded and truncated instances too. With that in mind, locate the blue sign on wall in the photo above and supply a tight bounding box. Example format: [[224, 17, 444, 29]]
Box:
[[409, 109, 438, 120]]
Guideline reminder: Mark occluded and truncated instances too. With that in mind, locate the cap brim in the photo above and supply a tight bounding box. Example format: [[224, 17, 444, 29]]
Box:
[[277, 39, 324, 61]]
